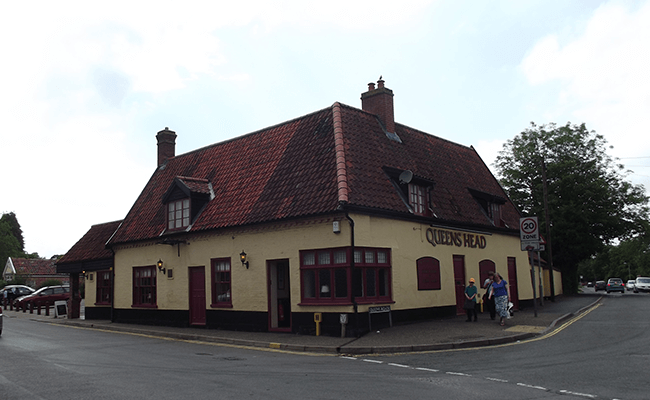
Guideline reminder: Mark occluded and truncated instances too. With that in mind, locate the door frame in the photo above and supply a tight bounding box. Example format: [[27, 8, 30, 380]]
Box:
[[453, 255, 466, 315], [188, 266, 206, 326], [267, 259, 291, 332]]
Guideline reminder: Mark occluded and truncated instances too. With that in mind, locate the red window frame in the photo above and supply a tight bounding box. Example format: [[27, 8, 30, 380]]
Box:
[[95, 270, 112, 305], [300, 247, 392, 305], [211, 258, 232, 308], [132, 266, 157, 308], [167, 199, 190, 230]]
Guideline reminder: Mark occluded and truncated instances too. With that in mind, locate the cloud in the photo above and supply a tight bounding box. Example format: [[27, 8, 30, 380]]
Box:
[[520, 0, 650, 187]]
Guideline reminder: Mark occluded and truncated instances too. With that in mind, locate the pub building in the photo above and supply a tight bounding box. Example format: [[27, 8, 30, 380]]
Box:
[[58, 79, 561, 335]]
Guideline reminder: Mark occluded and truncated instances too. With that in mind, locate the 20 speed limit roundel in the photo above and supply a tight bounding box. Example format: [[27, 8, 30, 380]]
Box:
[[521, 218, 537, 234]]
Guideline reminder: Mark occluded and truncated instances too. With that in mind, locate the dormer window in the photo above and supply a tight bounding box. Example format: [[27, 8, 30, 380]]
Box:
[[469, 188, 506, 227], [168, 199, 190, 230], [383, 167, 435, 217], [162, 176, 214, 233]]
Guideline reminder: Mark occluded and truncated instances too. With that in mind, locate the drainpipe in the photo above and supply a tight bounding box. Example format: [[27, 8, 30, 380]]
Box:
[[344, 211, 359, 337], [110, 248, 115, 323]]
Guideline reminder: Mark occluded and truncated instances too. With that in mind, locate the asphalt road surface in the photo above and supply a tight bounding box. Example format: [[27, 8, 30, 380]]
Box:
[[1, 293, 648, 399]]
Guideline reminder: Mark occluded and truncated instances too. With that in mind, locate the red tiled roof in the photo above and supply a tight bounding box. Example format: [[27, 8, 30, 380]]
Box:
[[10, 258, 57, 275], [108, 98, 520, 246], [57, 220, 122, 265]]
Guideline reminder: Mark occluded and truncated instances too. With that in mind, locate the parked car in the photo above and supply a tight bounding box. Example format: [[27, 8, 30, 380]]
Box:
[[0, 305, 3, 335], [606, 278, 625, 293], [594, 281, 606, 291], [587, 282, 594, 287], [14, 285, 70, 310], [626, 280, 636, 291], [1, 285, 35, 304], [634, 277, 650, 293]]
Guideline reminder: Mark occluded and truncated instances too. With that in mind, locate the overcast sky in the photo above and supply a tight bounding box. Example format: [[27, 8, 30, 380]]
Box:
[[1, 0, 648, 258]]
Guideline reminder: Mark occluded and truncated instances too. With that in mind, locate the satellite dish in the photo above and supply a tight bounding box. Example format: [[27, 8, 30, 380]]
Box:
[[399, 170, 413, 184]]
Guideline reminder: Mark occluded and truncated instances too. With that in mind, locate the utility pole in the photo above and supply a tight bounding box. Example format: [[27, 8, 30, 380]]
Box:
[[541, 156, 556, 301]]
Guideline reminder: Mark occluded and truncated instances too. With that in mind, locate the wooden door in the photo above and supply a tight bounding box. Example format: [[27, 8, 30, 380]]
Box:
[[453, 255, 466, 315], [189, 266, 206, 326], [507, 257, 519, 310]]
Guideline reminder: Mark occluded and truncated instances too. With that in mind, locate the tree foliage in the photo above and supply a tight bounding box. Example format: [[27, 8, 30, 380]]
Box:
[[495, 122, 649, 293], [0, 212, 41, 264]]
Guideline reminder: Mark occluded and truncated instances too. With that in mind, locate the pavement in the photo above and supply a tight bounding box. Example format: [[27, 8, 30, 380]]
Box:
[[2, 294, 602, 355]]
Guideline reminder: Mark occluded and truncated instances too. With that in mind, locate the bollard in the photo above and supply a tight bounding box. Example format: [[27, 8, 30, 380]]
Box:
[[45, 301, 50, 316], [314, 313, 322, 336], [37, 302, 41, 315], [29, 302, 34, 314]]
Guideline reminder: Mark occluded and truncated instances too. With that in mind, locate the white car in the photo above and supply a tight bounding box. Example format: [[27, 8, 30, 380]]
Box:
[[626, 280, 636, 291], [634, 277, 650, 293]]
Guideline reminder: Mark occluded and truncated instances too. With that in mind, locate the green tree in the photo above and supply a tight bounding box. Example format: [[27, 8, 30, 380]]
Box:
[[0, 212, 24, 250], [0, 218, 22, 266], [495, 122, 649, 294]]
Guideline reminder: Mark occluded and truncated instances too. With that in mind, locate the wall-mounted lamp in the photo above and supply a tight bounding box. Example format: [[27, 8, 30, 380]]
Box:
[[240, 251, 249, 269], [157, 259, 166, 275], [83, 270, 88, 280]]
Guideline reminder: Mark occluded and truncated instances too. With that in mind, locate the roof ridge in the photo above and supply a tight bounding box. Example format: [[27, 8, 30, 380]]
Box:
[[332, 102, 349, 203], [165, 105, 336, 164]]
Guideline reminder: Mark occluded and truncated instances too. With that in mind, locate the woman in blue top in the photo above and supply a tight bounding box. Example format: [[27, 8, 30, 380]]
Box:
[[488, 272, 510, 326]]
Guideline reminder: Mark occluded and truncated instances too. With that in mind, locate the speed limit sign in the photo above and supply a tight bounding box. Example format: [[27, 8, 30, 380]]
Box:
[[520, 216, 539, 242]]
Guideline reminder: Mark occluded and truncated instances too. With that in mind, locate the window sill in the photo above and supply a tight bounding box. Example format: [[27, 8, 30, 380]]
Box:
[[210, 303, 233, 309], [94, 302, 111, 306], [131, 304, 158, 309]]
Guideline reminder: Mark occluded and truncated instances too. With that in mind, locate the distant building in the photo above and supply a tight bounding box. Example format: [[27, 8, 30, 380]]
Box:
[[3, 257, 68, 288], [61, 79, 561, 334]]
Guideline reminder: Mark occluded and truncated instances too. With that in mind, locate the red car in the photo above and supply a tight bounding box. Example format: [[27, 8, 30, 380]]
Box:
[[14, 285, 70, 310]]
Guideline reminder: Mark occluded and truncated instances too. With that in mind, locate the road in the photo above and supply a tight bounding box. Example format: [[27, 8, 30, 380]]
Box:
[[1, 293, 648, 399]]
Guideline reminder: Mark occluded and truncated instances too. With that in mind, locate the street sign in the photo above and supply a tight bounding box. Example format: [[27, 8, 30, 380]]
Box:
[[521, 242, 540, 251], [520, 217, 539, 242]]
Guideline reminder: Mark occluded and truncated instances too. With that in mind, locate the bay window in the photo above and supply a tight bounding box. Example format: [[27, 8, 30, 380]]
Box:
[[300, 247, 391, 305]]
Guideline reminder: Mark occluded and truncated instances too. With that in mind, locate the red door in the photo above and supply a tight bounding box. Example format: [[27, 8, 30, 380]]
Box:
[[507, 257, 519, 310], [453, 255, 466, 315], [189, 266, 206, 326]]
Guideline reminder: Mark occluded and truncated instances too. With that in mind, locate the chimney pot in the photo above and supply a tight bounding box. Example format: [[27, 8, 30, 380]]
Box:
[[377, 79, 385, 88], [368, 82, 375, 91]]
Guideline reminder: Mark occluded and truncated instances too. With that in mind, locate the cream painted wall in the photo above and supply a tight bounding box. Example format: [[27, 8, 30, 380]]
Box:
[[360, 215, 535, 310], [106, 213, 546, 314]]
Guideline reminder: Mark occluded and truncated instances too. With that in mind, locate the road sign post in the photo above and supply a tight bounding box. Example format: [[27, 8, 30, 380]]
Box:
[[520, 217, 540, 317]]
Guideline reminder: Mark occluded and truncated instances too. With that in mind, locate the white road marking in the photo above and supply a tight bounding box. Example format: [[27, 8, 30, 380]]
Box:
[[559, 390, 596, 398], [446, 372, 471, 377], [339, 356, 357, 360], [517, 383, 547, 390], [387, 363, 410, 368], [486, 377, 508, 383], [415, 367, 439, 372], [362, 359, 384, 364]]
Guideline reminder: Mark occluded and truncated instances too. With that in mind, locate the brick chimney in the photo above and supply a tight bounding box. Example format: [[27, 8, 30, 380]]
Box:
[[361, 78, 395, 133], [156, 127, 177, 167]]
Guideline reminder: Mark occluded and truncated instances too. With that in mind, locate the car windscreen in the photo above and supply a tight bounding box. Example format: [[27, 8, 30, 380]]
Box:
[[638, 278, 650, 284]]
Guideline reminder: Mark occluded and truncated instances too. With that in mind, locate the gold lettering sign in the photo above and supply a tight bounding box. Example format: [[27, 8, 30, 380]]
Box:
[[426, 228, 487, 249]]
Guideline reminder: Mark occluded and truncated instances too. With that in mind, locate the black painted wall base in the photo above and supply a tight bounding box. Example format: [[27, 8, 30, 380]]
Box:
[[101, 305, 461, 337]]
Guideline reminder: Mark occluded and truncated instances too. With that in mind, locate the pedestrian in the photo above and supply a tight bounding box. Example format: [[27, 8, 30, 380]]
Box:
[[464, 278, 478, 322], [489, 272, 510, 326], [483, 271, 496, 320]]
